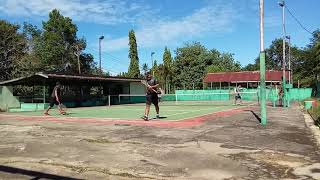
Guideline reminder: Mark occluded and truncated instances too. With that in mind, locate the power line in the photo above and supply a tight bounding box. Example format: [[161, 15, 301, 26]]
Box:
[[284, 5, 313, 35], [88, 48, 129, 70]]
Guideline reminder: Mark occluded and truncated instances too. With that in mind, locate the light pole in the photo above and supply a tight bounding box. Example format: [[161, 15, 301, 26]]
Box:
[[286, 35, 291, 84], [260, 0, 267, 125], [279, 1, 286, 82], [151, 52, 155, 76], [99, 35, 104, 75]]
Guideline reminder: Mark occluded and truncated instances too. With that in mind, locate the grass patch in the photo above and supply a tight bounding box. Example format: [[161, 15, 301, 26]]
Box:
[[308, 99, 320, 127]]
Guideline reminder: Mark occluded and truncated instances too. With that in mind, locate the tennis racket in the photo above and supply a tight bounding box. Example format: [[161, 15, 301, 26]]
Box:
[[141, 80, 157, 93]]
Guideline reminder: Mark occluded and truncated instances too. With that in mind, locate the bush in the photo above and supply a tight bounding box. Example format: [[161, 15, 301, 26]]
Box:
[[308, 99, 320, 127]]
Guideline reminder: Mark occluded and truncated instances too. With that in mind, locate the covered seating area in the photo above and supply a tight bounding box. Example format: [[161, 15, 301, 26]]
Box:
[[0, 72, 144, 112]]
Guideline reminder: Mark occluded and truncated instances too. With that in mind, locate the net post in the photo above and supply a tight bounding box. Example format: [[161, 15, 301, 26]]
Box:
[[108, 95, 111, 107], [118, 94, 121, 104], [175, 93, 178, 105]]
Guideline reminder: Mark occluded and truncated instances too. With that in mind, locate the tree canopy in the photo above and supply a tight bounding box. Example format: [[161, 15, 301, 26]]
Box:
[[127, 30, 140, 78]]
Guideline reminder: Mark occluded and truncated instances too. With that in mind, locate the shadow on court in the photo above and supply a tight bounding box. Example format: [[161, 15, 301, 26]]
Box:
[[244, 110, 261, 123], [0, 165, 82, 180]]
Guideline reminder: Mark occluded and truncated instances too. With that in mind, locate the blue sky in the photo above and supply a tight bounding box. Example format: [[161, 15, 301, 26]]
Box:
[[0, 0, 319, 75]]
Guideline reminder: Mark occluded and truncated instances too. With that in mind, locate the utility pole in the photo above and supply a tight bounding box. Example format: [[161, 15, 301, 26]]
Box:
[[286, 35, 291, 84], [279, 1, 287, 107], [279, 1, 286, 81], [99, 35, 104, 75], [151, 52, 155, 76], [260, 0, 267, 125]]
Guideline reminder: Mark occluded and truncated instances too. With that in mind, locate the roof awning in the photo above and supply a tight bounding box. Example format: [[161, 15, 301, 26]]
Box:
[[203, 70, 289, 83], [0, 72, 142, 86]]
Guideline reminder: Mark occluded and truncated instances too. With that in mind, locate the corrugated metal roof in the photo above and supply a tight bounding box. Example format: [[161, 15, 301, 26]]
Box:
[[203, 70, 289, 83]]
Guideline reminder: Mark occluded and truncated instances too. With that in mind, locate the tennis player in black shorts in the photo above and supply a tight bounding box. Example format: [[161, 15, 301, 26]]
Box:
[[235, 85, 242, 105], [44, 82, 65, 115], [141, 72, 160, 121]]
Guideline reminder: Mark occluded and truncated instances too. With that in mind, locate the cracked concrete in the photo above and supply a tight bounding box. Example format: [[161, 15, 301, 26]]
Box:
[[0, 104, 319, 179]]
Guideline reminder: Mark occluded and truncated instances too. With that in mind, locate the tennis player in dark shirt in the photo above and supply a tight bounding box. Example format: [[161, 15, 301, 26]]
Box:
[[44, 82, 65, 115], [141, 72, 160, 121]]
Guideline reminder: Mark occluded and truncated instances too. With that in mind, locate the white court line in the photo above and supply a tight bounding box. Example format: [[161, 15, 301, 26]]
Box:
[[0, 113, 121, 120], [170, 102, 257, 121]]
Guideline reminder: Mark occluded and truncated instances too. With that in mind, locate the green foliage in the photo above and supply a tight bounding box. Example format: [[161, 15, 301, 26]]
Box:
[[36, 9, 79, 72], [127, 30, 140, 78], [308, 99, 320, 127], [205, 51, 241, 73], [0, 20, 27, 81], [141, 63, 149, 76], [293, 30, 320, 87], [168, 42, 241, 90], [172, 42, 209, 89], [242, 63, 259, 71], [79, 53, 96, 74], [162, 47, 174, 92], [0, 9, 98, 83]]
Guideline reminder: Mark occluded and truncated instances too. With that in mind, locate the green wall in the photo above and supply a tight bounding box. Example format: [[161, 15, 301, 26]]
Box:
[[0, 86, 20, 111], [174, 88, 312, 102], [130, 82, 145, 94]]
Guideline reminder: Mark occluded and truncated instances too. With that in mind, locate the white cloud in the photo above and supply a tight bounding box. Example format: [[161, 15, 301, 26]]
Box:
[[104, 5, 236, 51], [0, 0, 238, 52], [0, 0, 153, 25]]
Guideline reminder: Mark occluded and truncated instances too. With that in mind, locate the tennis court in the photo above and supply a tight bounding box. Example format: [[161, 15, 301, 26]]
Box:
[[5, 99, 256, 122]]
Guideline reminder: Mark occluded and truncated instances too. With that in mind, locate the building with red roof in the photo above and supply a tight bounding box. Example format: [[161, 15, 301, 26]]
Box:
[[203, 70, 289, 88]]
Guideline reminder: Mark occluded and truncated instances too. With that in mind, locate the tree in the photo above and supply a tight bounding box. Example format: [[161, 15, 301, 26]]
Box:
[[171, 42, 241, 90], [172, 42, 208, 89], [152, 60, 158, 74], [35, 9, 79, 72], [205, 51, 241, 73], [294, 30, 320, 87], [11, 23, 43, 78], [162, 47, 173, 93], [29, 9, 96, 74], [127, 30, 140, 78], [0, 20, 27, 81], [22, 22, 41, 53], [142, 63, 149, 76], [242, 63, 259, 71], [79, 53, 96, 75]]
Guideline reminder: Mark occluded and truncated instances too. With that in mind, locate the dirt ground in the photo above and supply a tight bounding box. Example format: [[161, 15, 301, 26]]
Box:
[[0, 104, 319, 180]]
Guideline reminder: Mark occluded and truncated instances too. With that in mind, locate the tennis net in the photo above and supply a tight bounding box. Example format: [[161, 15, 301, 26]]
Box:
[[113, 91, 259, 106]]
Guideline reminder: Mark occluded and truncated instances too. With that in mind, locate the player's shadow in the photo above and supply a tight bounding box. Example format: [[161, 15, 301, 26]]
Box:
[[150, 116, 167, 120], [0, 165, 82, 180], [63, 112, 75, 115], [158, 116, 167, 119]]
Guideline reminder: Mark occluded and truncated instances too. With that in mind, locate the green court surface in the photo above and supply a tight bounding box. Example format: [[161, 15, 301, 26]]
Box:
[[9, 102, 250, 121]]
